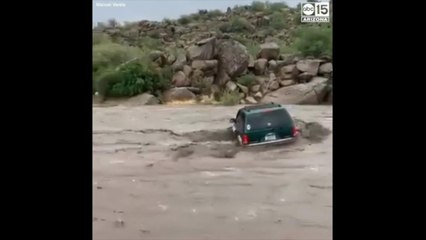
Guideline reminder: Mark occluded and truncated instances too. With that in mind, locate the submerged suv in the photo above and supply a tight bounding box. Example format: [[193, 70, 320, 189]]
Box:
[[229, 103, 299, 146]]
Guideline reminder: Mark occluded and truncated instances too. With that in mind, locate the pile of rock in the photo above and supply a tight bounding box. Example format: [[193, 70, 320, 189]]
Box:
[[216, 40, 333, 105], [164, 36, 251, 103], [130, 36, 333, 105]]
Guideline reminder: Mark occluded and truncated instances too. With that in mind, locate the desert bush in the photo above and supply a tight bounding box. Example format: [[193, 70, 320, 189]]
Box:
[[246, 41, 260, 57], [220, 90, 241, 106], [280, 45, 298, 54], [270, 12, 286, 30], [93, 32, 111, 45], [263, 27, 277, 36], [94, 69, 125, 97], [178, 15, 192, 25], [148, 30, 161, 39], [237, 74, 257, 87], [219, 17, 253, 33], [267, 2, 289, 12], [95, 59, 171, 98], [190, 13, 201, 21], [251, 1, 265, 12], [206, 9, 223, 19], [93, 43, 141, 72], [293, 26, 332, 57], [136, 36, 162, 51], [162, 18, 172, 25]]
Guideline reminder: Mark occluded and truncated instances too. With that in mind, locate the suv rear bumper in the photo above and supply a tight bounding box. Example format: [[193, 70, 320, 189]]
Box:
[[243, 136, 297, 147]]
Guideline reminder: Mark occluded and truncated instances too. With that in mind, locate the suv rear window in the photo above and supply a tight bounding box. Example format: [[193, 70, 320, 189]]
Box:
[[246, 109, 292, 130]]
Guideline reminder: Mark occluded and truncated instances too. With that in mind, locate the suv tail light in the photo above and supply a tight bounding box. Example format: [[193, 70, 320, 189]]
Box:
[[292, 126, 299, 137], [242, 134, 249, 145]]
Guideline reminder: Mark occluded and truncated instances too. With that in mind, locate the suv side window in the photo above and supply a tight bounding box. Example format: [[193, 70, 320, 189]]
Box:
[[236, 113, 245, 133]]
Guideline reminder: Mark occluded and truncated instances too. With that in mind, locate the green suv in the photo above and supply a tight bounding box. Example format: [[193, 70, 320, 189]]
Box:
[[229, 103, 299, 146]]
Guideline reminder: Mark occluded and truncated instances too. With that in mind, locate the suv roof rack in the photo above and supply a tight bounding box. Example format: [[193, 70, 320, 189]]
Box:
[[242, 102, 282, 112]]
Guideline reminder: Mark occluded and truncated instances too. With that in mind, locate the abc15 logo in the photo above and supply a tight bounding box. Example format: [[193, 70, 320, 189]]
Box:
[[301, 2, 330, 17]]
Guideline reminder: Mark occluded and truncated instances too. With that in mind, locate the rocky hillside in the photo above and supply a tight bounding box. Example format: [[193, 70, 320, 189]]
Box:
[[93, 1, 332, 105]]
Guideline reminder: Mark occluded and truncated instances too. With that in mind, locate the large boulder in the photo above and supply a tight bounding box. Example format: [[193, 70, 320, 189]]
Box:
[[183, 65, 192, 77], [296, 59, 321, 75], [279, 64, 299, 79], [216, 39, 250, 80], [245, 96, 257, 104], [251, 84, 261, 93], [281, 64, 297, 73], [268, 60, 277, 72], [254, 91, 263, 100], [319, 62, 333, 74], [297, 72, 314, 83], [226, 81, 238, 92], [191, 60, 218, 75], [172, 71, 190, 87], [257, 42, 280, 60], [172, 52, 187, 71], [279, 79, 295, 87], [124, 93, 160, 106], [236, 83, 249, 95], [163, 88, 196, 102], [261, 77, 329, 105], [254, 58, 268, 75], [269, 80, 280, 91], [186, 37, 216, 61]]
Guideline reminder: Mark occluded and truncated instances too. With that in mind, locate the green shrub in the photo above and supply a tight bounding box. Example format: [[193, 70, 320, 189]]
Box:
[[263, 27, 277, 36], [267, 2, 289, 12], [162, 18, 172, 25], [233, 36, 259, 57], [178, 15, 191, 25], [219, 17, 253, 33], [270, 12, 286, 30], [280, 45, 298, 54], [251, 1, 265, 12], [96, 60, 171, 98], [232, 35, 249, 45], [220, 90, 241, 106], [94, 69, 125, 97], [218, 22, 232, 33], [136, 37, 162, 51], [93, 32, 111, 45], [293, 26, 332, 57], [148, 30, 161, 39], [206, 9, 223, 19], [293, 10, 303, 25], [237, 74, 257, 87], [192, 77, 213, 95], [190, 13, 201, 21], [93, 43, 141, 72], [246, 41, 260, 57]]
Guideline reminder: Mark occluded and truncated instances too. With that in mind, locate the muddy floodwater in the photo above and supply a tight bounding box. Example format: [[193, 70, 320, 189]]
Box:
[[93, 104, 332, 240]]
